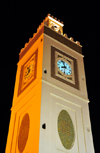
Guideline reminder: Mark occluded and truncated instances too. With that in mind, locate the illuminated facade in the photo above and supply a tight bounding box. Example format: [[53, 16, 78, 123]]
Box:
[[5, 14, 95, 153]]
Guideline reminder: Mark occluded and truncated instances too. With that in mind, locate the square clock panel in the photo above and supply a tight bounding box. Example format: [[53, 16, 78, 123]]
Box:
[[18, 50, 38, 96], [51, 46, 79, 90]]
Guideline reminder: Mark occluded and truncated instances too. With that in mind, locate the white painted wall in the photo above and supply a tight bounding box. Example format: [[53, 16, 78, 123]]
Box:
[[39, 33, 95, 153]]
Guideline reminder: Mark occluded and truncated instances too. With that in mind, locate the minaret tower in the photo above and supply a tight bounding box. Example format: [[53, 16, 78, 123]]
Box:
[[5, 14, 95, 153]]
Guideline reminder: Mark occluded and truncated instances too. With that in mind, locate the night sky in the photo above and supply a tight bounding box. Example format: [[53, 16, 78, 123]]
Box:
[[2, 1, 100, 152]]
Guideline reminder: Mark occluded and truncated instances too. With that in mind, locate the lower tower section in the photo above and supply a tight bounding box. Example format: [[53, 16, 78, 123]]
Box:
[[39, 80, 94, 153]]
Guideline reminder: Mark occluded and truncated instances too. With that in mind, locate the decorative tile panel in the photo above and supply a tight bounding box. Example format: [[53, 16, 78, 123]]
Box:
[[18, 113, 30, 152], [57, 110, 75, 149]]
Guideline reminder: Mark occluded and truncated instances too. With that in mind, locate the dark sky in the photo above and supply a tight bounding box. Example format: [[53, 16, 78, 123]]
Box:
[[2, 1, 100, 152]]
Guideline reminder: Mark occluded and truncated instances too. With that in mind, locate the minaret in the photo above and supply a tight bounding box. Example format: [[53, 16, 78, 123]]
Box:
[[5, 14, 95, 153]]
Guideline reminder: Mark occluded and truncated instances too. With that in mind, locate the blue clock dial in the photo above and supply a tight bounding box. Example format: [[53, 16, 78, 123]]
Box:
[[57, 60, 72, 75]]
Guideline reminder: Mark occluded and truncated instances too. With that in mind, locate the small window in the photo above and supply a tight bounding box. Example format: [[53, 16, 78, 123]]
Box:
[[42, 123, 46, 129], [44, 69, 47, 74], [54, 26, 57, 29]]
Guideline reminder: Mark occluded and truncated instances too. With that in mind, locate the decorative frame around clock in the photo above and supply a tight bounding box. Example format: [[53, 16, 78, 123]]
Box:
[[18, 49, 38, 96], [51, 46, 79, 90]]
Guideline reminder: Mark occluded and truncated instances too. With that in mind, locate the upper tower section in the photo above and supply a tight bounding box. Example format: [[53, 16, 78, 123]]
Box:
[[16, 14, 88, 101], [19, 14, 82, 61]]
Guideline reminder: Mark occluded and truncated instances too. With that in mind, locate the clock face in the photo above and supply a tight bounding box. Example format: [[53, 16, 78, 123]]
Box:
[[57, 60, 72, 75]]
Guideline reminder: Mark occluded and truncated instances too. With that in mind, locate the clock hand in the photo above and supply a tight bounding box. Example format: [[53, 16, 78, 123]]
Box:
[[27, 67, 30, 73], [61, 66, 66, 68], [61, 66, 66, 74], [61, 61, 66, 69], [25, 66, 31, 76]]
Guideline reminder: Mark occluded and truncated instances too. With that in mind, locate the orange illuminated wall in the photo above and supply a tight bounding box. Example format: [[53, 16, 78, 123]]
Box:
[[5, 27, 44, 153]]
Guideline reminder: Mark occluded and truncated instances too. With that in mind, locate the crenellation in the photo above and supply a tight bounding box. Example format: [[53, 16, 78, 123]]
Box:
[[24, 43, 28, 47], [29, 38, 32, 42], [64, 33, 68, 38], [51, 15, 54, 18], [70, 37, 74, 41], [76, 41, 80, 45]]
